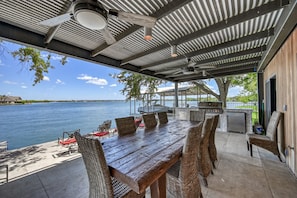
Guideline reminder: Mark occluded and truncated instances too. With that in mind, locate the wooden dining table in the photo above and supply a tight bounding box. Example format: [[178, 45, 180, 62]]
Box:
[[100, 119, 200, 198]]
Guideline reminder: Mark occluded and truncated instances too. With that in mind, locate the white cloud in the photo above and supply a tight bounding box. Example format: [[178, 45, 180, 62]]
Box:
[[21, 85, 27, 89], [56, 79, 65, 84], [228, 86, 243, 97], [77, 74, 108, 86], [110, 84, 117, 87], [0, 60, 3, 66], [4, 80, 17, 85], [43, 76, 50, 81]]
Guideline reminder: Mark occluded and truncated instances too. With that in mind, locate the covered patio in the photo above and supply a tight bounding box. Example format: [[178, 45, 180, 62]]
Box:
[[0, 132, 296, 197], [1, 0, 297, 196]]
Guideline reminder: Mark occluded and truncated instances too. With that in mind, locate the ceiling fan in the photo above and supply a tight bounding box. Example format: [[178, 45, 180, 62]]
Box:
[[166, 58, 216, 77], [185, 58, 217, 70], [38, 0, 157, 45]]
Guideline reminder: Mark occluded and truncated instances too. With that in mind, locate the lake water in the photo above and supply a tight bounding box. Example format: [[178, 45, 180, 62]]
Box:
[[0, 101, 143, 150], [0, 100, 252, 150]]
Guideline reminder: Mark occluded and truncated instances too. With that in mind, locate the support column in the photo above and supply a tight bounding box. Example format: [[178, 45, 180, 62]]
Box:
[[257, 72, 264, 126], [174, 82, 178, 107]]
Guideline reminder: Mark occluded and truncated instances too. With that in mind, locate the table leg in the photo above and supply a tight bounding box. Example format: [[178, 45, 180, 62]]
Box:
[[150, 174, 166, 198]]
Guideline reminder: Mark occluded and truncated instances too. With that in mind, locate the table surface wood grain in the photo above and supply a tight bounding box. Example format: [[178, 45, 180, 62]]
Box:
[[100, 120, 199, 195]]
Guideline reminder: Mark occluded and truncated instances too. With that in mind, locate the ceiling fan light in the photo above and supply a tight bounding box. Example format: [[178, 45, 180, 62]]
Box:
[[75, 9, 107, 30], [171, 45, 177, 57], [144, 27, 153, 41]]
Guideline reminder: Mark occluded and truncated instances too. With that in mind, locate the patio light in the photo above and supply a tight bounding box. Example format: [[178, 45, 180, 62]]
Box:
[[171, 45, 178, 57], [144, 27, 153, 41]]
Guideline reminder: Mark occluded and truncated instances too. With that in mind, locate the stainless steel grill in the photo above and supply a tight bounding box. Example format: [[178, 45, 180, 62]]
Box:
[[198, 102, 223, 114]]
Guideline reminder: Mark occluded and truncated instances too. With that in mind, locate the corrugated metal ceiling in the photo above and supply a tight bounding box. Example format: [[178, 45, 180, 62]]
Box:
[[0, 0, 296, 82]]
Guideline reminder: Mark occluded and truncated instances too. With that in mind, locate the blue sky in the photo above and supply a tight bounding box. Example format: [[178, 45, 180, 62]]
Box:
[[0, 41, 241, 100]]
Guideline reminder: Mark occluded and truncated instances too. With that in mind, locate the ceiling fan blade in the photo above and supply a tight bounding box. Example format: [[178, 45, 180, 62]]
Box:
[[173, 70, 182, 75], [100, 27, 116, 45], [167, 72, 182, 78], [39, 13, 72, 27], [109, 10, 156, 28], [188, 62, 196, 67]]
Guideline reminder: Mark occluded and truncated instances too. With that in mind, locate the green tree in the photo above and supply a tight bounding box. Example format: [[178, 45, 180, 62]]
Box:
[[111, 71, 164, 102], [11, 47, 67, 85], [232, 73, 258, 102], [192, 77, 232, 108], [192, 73, 257, 108], [1, 41, 67, 86]]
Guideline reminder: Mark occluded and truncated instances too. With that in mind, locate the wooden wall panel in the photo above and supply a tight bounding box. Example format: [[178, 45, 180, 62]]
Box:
[[263, 27, 297, 174]]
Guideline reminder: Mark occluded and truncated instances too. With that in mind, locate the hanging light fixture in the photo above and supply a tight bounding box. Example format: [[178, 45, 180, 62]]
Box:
[[144, 27, 152, 41], [202, 70, 207, 76], [171, 45, 178, 57]]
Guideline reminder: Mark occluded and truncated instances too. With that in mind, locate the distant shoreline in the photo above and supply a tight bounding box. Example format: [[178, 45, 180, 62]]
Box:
[[0, 100, 127, 105]]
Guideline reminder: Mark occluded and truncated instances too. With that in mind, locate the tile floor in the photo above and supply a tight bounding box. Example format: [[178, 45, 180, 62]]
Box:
[[0, 132, 296, 198]]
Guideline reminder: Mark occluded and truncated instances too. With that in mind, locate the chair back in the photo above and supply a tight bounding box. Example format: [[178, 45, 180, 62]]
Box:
[[208, 115, 219, 162], [115, 116, 136, 136], [190, 110, 206, 122], [62, 129, 80, 139], [266, 111, 283, 141], [201, 117, 214, 146], [209, 114, 219, 146], [198, 117, 214, 179], [158, 112, 168, 124], [74, 132, 114, 198], [142, 113, 157, 129], [179, 123, 203, 193]]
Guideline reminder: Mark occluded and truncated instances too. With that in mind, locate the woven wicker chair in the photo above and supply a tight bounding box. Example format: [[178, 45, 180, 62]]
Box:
[[208, 114, 220, 169], [246, 111, 283, 161], [74, 132, 144, 198], [115, 116, 137, 136], [190, 110, 206, 122], [157, 111, 168, 124], [98, 120, 112, 132], [166, 122, 203, 198], [198, 117, 214, 187], [142, 113, 157, 129]]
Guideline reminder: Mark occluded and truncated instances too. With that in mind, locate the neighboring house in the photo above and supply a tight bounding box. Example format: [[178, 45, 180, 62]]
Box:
[[0, 96, 22, 104]]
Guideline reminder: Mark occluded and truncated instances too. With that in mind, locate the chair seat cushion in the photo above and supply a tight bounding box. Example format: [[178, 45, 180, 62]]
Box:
[[59, 138, 76, 145], [246, 133, 274, 146], [138, 123, 145, 127], [246, 133, 271, 141], [93, 131, 109, 137]]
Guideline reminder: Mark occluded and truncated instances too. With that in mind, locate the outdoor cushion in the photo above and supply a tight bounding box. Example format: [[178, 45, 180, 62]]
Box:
[[93, 131, 109, 137], [59, 138, 76, 145]]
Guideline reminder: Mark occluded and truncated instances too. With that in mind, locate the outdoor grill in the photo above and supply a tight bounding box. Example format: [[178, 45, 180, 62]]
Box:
[[198, 102, 223, 114]]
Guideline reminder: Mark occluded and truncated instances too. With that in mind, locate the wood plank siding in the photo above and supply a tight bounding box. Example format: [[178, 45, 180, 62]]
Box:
[[263, 26, 297, 175]]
